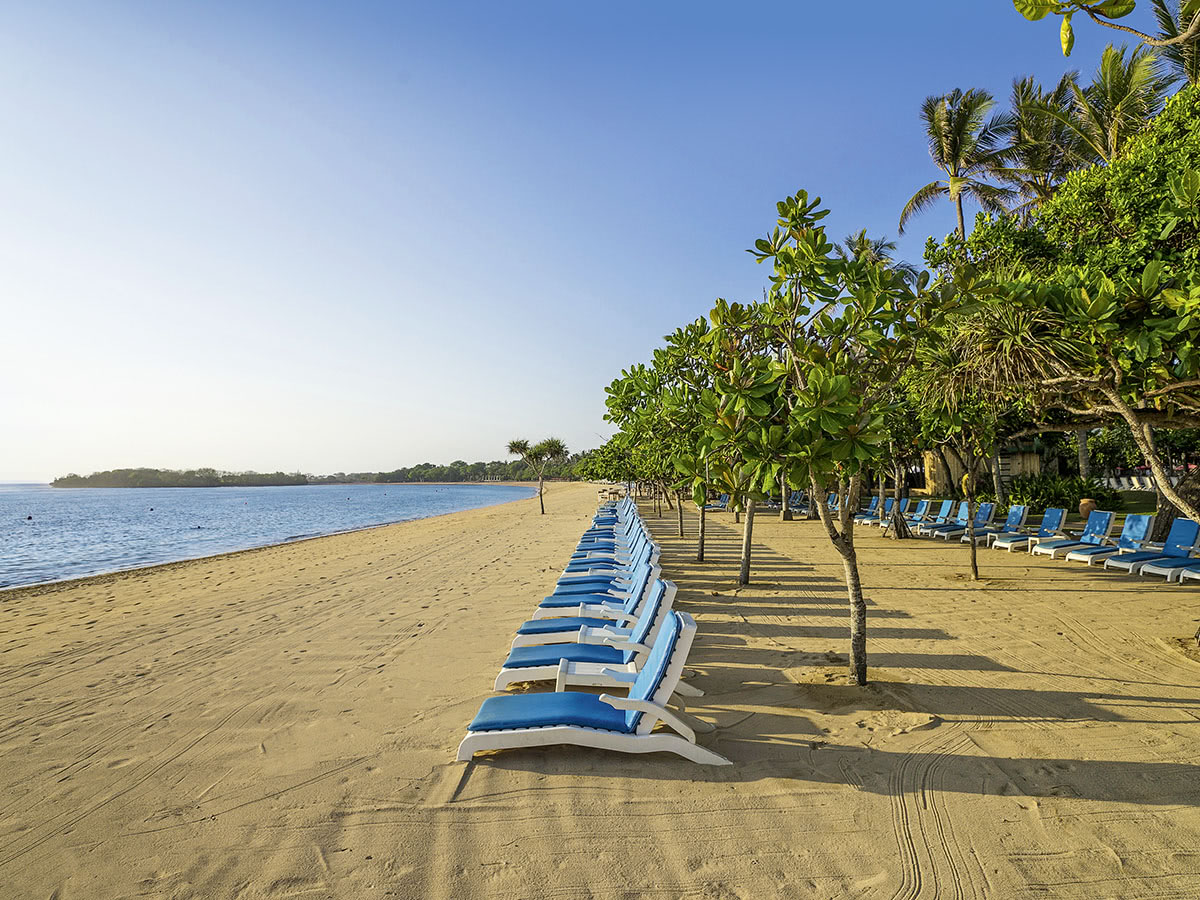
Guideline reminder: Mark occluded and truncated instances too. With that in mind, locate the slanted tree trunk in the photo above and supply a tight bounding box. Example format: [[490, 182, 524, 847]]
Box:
[[935, 446, 958, 498], [697, 501, 707, 562], [538, 475, 545, 514], [1076, 428, 1091, 479], [738, 501, 755, 585], [1151, 465, 1200, 541], [677, 491, 684, 538], [964, 460, 979, 581], [781, 471, 793, 521], [1098, 387, 1200, 527], [813, 473, 868, 685], [662, 484, 675, 511]]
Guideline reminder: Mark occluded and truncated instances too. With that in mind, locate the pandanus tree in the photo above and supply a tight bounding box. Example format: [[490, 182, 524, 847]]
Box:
[[506, 438, 567, 514], [899, 88, 1014, 239]]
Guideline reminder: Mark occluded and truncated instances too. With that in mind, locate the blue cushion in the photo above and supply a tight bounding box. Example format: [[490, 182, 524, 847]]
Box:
[[539, 594, 621, 608], [1106, 550, 1163, 567], [502, 643, 625, 669], [548, 581, 623, 597], [1142, 557, 1200, 570], [469, 691, 630, 733], [515, 615, 615, 635]]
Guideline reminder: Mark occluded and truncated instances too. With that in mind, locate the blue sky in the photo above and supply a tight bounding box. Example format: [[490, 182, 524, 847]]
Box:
[[0, 2, 1161, 480]]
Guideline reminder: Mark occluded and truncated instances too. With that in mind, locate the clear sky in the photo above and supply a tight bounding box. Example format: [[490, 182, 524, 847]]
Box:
[[0, 2, 1159, 481]]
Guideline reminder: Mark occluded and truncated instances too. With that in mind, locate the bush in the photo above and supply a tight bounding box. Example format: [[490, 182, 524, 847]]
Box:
[[1005, 473, 1123, 514]]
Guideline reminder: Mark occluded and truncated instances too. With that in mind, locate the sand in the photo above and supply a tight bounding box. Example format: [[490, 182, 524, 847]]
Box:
[[2, 482, 1200, 899]]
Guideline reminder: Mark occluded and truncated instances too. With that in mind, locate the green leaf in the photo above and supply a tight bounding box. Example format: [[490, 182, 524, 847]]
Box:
[[1060, 13, 1074, 56], [1093, 0, 1136, 18], [1013, 0, 1059, 20]]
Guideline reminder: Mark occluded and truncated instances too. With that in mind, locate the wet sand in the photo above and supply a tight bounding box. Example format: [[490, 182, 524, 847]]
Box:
[[2, 483, 1199, 898]]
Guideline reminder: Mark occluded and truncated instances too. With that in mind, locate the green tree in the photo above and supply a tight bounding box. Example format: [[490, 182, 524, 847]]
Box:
[[996, 74, 1085, 214], [1153, 0, 1200, 84], [1013, 0, 1200, 57], [506, 438, 568, 514], [899, 88, 1014, 239]]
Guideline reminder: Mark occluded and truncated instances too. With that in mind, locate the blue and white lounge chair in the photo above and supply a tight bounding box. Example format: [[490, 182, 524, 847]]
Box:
[[878, 497, 911, 527], [964, 505, 1028, 544], [511, 569, 661, 648], [458, 611, 730, 765], [918, 501, 968, 536], [853, 496, 880, 524], [902, 499, 932, 526], [495, 578, 675, 690], [1102, 517, 1200, 576], [1064, 514, 1154, 565], [703, 493, 730, 511], [1030, 510, 1116, 559], [929, 502, 995, 541], [992, 508, 1066, 552]]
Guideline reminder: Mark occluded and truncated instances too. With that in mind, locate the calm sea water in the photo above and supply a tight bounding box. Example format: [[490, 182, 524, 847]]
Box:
[[0, 482, 536, 590]]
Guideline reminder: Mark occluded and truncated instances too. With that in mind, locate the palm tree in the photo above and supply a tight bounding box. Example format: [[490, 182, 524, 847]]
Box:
[[994, 75, 1083, 217], [899, 88, 1014, 239], [1152, 0, 1200, 86], [1027, 44, 1172, 165], [835, 229, 920, 282], [507, 437, 568, 514]]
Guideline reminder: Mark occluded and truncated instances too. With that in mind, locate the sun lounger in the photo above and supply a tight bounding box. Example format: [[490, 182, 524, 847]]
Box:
[[964, 505, 1028, 544], [458, 611, 729, 765], [991, 508, 1066, 551], [1102, 518, 1200, 575], [510, 576, 670, 649], [853, 496, 881, 524], [1030, 510, 1116, 559], [929, 502, 994, 540], [1064, 514, 1154, 565], [917, 501, 968, 536]]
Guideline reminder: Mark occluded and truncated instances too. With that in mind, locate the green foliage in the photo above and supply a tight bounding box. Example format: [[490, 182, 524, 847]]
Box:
[[1006, 471, 1125, 509], [51, 468, 307, 488], [1012, 0, 1192, 57]]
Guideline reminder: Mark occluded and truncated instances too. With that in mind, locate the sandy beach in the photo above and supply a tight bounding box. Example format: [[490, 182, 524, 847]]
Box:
[[3, 481, 1200, 899]]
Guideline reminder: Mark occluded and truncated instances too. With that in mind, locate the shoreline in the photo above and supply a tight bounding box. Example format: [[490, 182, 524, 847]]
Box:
[[1, 483, 539, 598]]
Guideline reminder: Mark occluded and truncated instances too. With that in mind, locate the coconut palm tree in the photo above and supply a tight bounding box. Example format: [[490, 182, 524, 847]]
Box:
[[835, 229, 920, 283], [899, 88, 1015, 239], [507, 437, 568, 514], [993, 75, 1084, 217], [1152, 0, 1200, 86], [1027, 44, 1172, 165]]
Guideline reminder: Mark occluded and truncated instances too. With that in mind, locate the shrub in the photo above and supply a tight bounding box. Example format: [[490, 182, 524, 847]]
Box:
[[1005, 473, 1124, 513]]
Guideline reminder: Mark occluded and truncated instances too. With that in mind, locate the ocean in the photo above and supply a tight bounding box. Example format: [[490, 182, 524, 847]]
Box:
[[0, 482, 536, 589]]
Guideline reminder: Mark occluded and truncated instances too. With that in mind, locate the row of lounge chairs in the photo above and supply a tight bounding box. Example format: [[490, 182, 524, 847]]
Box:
[[852, 496, 1200, 583], [457, 495, 730, 765]]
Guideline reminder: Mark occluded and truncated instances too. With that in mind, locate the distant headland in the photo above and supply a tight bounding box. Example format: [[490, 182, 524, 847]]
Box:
[[52, 457, 592, 488]]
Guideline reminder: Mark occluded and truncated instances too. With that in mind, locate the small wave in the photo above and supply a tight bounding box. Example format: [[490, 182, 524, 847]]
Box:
[[284, 532, 322, 542]]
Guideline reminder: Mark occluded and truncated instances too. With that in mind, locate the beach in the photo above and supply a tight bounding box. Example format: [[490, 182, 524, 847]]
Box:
[[3, 481, 1200, 899]]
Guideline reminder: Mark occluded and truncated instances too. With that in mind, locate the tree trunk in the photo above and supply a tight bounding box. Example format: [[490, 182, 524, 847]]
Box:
[[1100, 387, 1200, 526], [935, 446, 958, 497], [991, 452, 1006, 505], [1076, 428, 1091, 479], [697, 501, 707, 562], [840, 547, 868, 685], [538, 476, 545, 514], [955, 194, 966, 240], [1152, 465, 1200, 541], [738, 501, 755, 585], [965, 460, 979, 581], [662, 485, 674, 510], [677, 492, 684, 537], [781, 471, 793, 521]]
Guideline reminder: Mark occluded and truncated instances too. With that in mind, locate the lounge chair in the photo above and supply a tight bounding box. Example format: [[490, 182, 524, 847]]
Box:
[[929, 502, 994, 541], [1030, 510, 1116, 559], [512, 568, 660, 648], [1103, 518, 1200, 575], [991, 508, 1066, 551], [901, 499, 932, 526], [495, 578, 675, 690], [1064, 514, 1154, 565], [703, 493, 730, 511], [458, 611, 730, 765], [917, 501, 968, 536], [963, 505, 1028, 545], [852, 496, 880, 524]]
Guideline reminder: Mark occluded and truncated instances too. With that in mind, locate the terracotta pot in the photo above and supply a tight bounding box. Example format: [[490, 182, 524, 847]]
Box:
[[1079, 498, 1097, 519]]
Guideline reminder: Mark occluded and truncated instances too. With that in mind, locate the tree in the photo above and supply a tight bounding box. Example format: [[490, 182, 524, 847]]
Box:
[[506, 438, 568, 514], [1012, 0, 1200, 56], [835, 229, 921, 283], [1026, 44, 1171, 164], [1153, 0, 1200, 84], [899, 88, 1014, 239], [995, 74, 1084, 214]]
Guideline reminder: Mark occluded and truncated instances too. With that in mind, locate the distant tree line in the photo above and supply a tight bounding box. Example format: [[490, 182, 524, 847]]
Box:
[[53, 454, 601, 488], [52, 468, 309, 488]]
